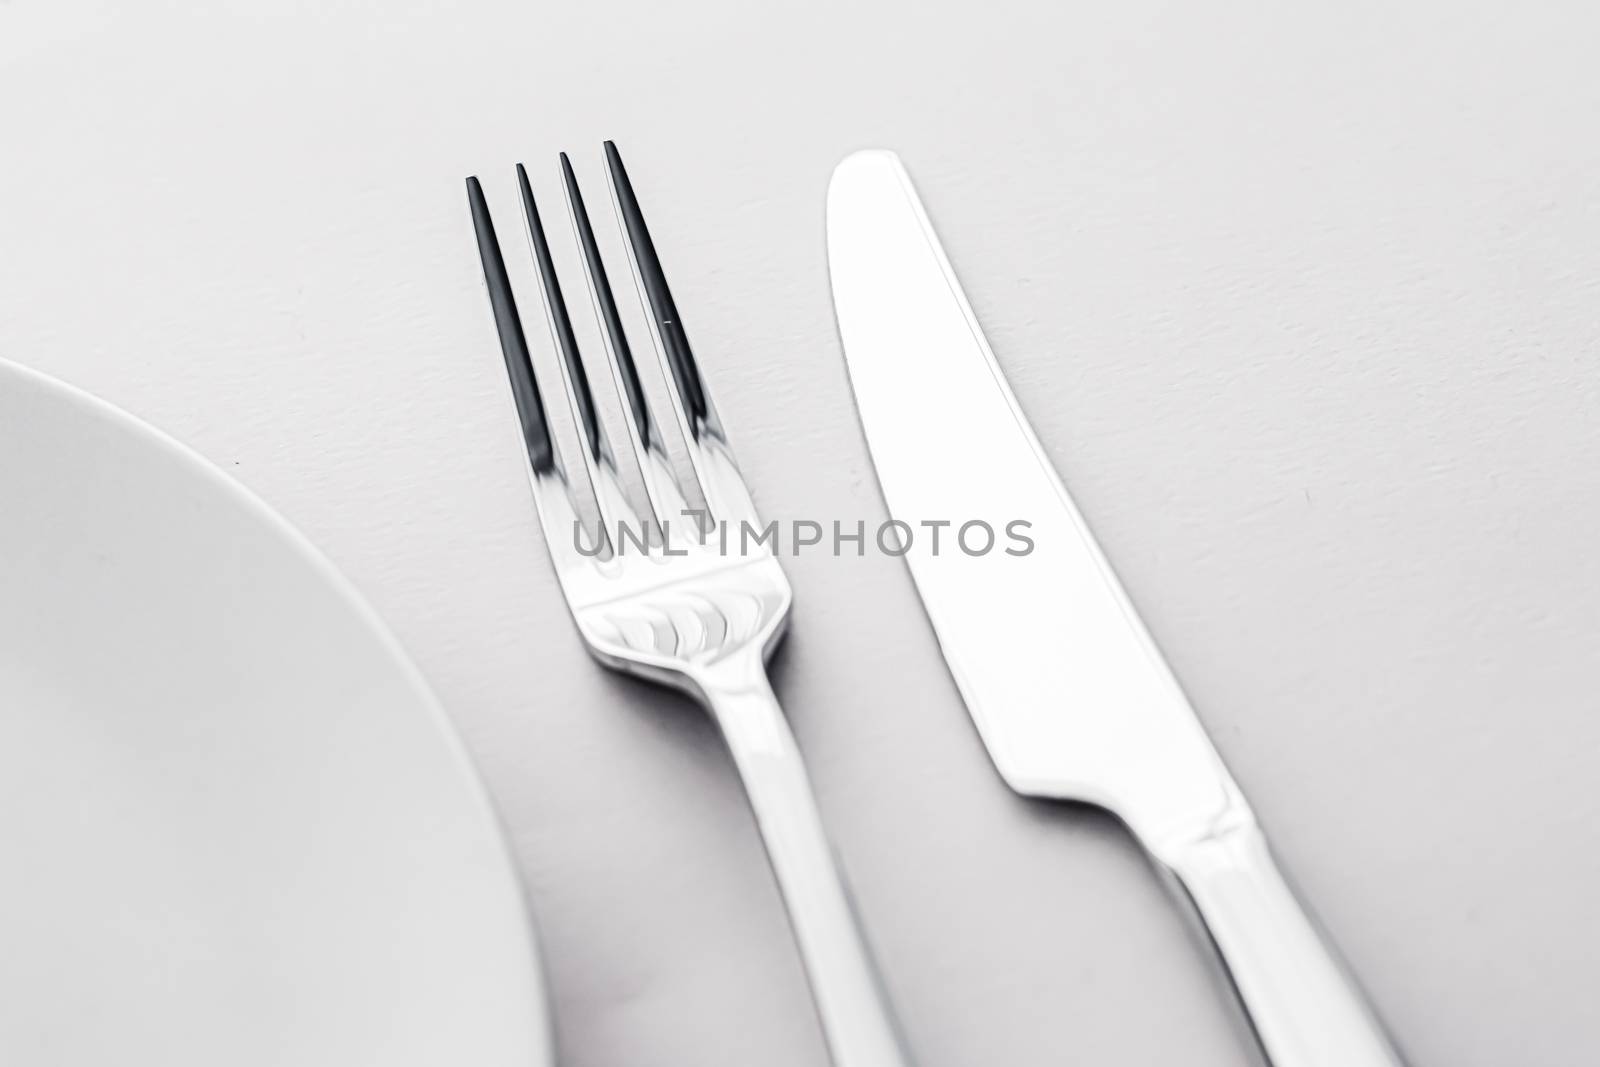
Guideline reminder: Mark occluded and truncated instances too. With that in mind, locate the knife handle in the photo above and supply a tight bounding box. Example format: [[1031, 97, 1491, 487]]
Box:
[[1155, 819, 1407, 1067], [698, 656, 914, 1067]]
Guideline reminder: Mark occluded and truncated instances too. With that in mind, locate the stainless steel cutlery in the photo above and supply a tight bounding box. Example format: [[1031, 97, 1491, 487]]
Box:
[[827, 149, 1406, 1067], [466, 140, 1408, 1067], [466, 143, 911, 1067]]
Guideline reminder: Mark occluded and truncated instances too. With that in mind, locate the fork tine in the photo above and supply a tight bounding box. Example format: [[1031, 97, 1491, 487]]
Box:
[[603, 140, 723, 442], [602, 140, 764, 535], [516, 163, 644, 551], [559, 152, 693, 541], [559, 153, 651, 453], [466, 177, 557, 477], [517, 163, 606, 465]]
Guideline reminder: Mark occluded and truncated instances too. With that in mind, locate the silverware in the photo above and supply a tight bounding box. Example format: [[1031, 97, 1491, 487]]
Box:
[[466, 143, 912, 1067], [826, 149, 1406, 1067]]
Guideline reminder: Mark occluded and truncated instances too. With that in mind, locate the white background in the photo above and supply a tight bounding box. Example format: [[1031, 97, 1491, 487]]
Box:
[[4, 2, 1598, 1064]]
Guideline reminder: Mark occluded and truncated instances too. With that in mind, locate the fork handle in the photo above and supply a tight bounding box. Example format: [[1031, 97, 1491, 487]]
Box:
[[1154, 819, 1407, 1067], [699, 658, 913, 1067]]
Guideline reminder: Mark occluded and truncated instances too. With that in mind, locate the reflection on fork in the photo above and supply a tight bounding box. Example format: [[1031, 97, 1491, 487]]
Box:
[[465, 143, 913, 1067]]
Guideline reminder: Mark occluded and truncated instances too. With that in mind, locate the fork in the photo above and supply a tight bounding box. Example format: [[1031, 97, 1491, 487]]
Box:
[[465, 142, 912, 1067]]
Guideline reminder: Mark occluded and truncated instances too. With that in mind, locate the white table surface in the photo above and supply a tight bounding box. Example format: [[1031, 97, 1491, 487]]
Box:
[[4, 2, 1598, 1064]]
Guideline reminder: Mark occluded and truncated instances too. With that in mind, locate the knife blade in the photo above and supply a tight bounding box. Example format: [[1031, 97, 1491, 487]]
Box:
[[827, 149, 1405, 1067]]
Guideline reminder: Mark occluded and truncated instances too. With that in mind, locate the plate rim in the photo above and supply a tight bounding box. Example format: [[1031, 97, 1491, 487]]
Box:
[[0, 354, 554, 1063]]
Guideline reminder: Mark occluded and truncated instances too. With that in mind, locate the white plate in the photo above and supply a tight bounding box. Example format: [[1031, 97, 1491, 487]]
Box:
[[0, 359, 552, 1066]]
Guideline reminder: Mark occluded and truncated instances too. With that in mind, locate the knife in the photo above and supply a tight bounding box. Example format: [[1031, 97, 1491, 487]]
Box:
[[826, 150, 1406, 1067]]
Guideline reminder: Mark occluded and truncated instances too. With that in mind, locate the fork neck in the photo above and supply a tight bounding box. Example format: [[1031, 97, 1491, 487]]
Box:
[[690, 649, 774, 708]]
